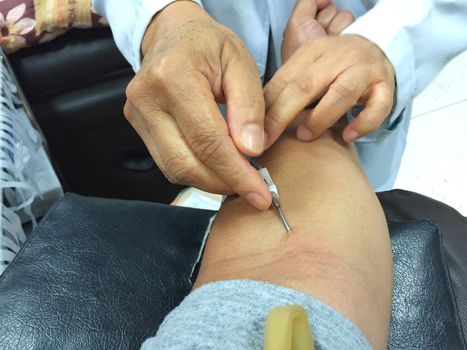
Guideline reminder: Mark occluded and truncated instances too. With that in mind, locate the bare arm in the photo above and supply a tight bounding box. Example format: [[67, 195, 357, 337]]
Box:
[[193, 129, 393, 349]]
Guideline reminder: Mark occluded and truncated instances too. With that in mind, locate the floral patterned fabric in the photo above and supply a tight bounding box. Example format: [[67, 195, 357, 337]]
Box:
[[0, 0, 107, 53]]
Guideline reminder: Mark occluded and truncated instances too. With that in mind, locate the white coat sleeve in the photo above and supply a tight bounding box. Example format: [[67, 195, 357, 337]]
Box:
[[342, 0, 467, 122], [92, 0, 202, 72]]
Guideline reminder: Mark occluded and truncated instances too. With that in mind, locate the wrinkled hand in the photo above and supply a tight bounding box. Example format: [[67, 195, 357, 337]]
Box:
[[264, 1, 395, 146], [282, 0, 355, 62], [124, 1, 271, 209]]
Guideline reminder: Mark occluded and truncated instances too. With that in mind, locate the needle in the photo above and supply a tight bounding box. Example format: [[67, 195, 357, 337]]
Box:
[[272, 193, 292, 232], [249, 158, 292, 233]]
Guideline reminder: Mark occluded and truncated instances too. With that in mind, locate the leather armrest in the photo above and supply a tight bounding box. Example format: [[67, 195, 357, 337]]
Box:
[[0, 194, 214, 349], [378, 189, 467, 341], [0, 192, 465, 349], [388, 220, 464, 349]]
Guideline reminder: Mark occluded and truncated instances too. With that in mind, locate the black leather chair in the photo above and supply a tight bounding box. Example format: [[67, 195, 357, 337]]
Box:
[[3, 27, 466, 349], [8, 28, 184, 203], [0, 190, 465, 349]]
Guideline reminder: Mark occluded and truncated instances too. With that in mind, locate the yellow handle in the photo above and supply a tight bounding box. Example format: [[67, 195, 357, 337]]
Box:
[[263, 305, 314, 350]]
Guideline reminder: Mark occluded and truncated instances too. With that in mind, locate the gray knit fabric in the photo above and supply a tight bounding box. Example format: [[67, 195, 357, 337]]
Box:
[[141, 280, 371, 349]]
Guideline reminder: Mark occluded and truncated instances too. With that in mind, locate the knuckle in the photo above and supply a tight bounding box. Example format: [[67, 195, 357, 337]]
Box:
[[190, 132, 226, 165], [220, 30, 245, 59], [329, 80, 358, 101], [125, 78, 144, 103], [147, 61, 168, 86], [379, 98, 393, 114], [252, 94, 266, 110], [345, 42, 363, 58], [358, 113, 384, 133], [265, 78, 287, 107], [123, 102, 134, 123], [164, 153, 197, 185], [147, 55, 180, 88], [266, 109, 284, 131], [288, 15, 316, 33], [242, 95, 266, 115], [289, 79, 313, 99], [273, 74, 289, 91]]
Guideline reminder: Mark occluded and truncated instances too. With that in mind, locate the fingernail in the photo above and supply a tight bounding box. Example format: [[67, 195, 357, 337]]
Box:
[[245, 192, 269, 210], [241, 123, 264, 154], [297, 125, 313, 141], [346, 130, 360, 142]]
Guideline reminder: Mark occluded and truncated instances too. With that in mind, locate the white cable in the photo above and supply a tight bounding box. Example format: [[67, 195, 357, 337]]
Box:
[[0, 54, 40, 275]]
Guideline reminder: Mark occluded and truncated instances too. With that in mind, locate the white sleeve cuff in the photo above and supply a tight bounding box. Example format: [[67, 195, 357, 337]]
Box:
[[93, 0, 203, 72]]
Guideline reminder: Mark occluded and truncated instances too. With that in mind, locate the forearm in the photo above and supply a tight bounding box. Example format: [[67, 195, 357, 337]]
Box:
[[194, 130, 392, 348]]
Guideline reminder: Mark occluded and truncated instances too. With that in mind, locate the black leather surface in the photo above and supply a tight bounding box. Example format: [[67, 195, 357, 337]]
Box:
[[9, 28, 132, 104], [388, 221, 464, 349], [0, 194, 215, 350], [8, 28, 184, 203], [379, 189, 467, 342], [0, 193, 465, 349]]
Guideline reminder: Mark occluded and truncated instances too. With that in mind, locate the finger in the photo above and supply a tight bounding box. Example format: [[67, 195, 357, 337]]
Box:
[[292, 0, 319, 20], [343, 82, 394, 142], [264, 54, 337, 147], [125, 101, 230, 193], [124, 101, 163, 167], [297, 67, 370, 141], [327, 11, 355, 35], [140, 106, 234, 194], [282, 18, 326, 62], [170, 74, 272, 209], [315, 0, 332, 10], [221, 39, 266, 157], [282, 0, 322, 62], [316, 3, 338, 30]]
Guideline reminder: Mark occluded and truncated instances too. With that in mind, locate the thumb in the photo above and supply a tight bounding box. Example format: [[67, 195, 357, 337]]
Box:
[[222, 46, 266, 157], [291, 0, 320, 24], [316, 0, 332, 10], [282, 0, 326, 62]]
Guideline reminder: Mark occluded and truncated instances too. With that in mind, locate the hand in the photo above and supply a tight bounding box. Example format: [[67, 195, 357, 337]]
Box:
[[124, 1, 271, 209], [265, 6, 395, 145], [281, 0, 355, 62]]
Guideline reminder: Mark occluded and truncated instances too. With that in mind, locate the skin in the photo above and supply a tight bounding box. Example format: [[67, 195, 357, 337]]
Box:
[[264, 32, 395, 146], [192, 13, 392, 349], [193, 129, 393, 349], [125, 1, 271, 210], [124, 0, 394, 210]]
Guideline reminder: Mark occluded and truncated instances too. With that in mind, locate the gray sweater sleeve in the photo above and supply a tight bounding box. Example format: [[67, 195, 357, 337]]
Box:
[[141, 280, 371, 349]]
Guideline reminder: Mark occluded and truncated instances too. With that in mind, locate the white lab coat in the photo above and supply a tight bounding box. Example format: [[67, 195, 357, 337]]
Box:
[[92, 0, 467, 191]]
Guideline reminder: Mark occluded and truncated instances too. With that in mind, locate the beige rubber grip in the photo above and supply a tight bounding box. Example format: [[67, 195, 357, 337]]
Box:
[[263, 305, 314, 350]]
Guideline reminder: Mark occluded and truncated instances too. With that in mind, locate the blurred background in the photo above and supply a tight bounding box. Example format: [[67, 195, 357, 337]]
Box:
[[394, 50, 467, 216]]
